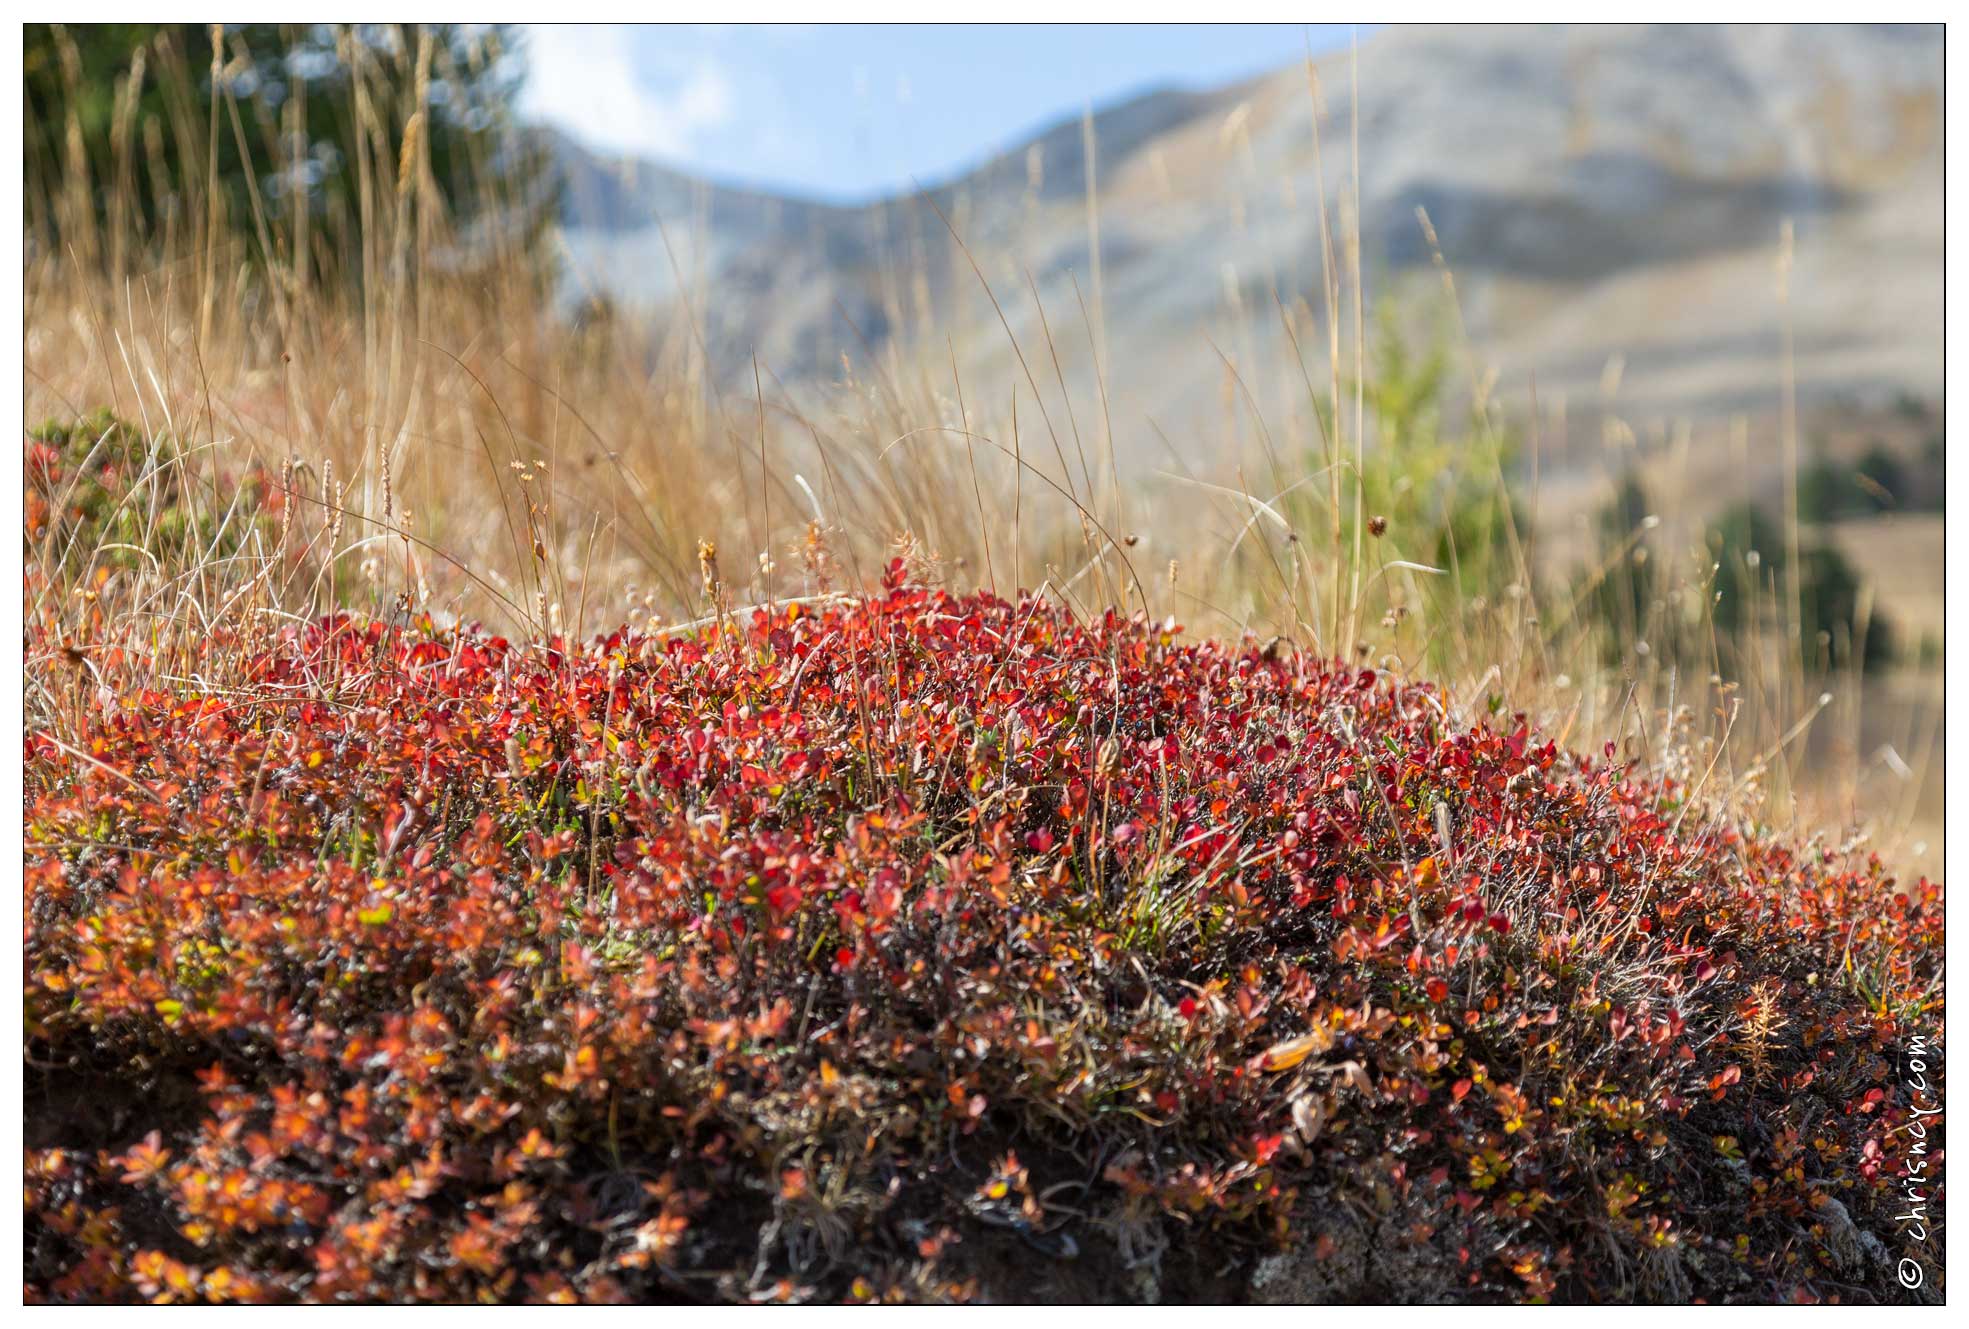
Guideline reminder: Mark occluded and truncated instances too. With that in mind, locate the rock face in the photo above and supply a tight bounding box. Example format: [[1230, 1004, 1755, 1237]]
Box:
[[545, 24, 1941, 459]]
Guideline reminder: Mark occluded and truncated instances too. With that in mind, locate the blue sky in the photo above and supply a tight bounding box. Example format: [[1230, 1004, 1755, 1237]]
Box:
[[519, 24, 1360, 201]]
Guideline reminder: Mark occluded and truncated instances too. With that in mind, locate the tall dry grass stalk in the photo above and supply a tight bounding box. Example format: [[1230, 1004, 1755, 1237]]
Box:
[[22, 25, 1932, 869]]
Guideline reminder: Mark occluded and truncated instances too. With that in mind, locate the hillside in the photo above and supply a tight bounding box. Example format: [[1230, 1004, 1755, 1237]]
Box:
[[546, 23, 1942, 456], [25, 581, 1944, 1303]]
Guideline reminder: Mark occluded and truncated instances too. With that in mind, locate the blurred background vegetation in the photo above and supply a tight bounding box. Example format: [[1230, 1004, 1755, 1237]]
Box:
[[23, 23, 554, 285]]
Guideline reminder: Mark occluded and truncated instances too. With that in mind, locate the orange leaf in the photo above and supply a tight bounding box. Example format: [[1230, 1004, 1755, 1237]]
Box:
[[1260, 1026, 1332, 1072]]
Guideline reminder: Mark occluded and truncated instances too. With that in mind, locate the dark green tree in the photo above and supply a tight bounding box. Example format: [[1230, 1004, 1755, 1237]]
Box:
[[24, 24, 554, 276], [1798, 460, 1857, 523], [1706, 502, 1892, 674], [1853, 445, 1908, 512], [1587, 471, 1656, 663], [1797, 545, 1894, 673], [1707, 502, 1784, 643]]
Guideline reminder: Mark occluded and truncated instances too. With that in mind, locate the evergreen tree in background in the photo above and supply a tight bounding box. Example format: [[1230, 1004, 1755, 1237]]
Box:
[[1588, 471, 1656, 664], [24, 23, 556, 279], [1706, 502, 1893, 674], [1706, 502, 1783, 646], [1852, 445, 1908, 513]]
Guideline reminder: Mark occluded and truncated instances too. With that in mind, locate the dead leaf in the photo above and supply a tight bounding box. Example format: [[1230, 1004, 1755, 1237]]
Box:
[[1260, 1025, 1333, 1072], [1290, 1093, 1326, 1144]]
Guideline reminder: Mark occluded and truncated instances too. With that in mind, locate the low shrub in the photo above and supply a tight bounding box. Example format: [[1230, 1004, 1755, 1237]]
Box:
[[26, 410, 276, 575], [24, 575, 1942, 1303]]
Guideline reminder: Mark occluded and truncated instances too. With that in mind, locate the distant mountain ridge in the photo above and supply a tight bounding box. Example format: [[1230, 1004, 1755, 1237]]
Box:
[[542, 24, 1942, 459]]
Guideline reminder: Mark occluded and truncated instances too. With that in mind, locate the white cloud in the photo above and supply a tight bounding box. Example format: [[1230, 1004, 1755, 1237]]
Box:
[[517, 25, 734, 161]]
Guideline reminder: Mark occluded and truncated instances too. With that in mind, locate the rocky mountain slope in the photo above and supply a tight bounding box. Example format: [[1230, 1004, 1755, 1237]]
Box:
[[547, 24, 1942, 463]]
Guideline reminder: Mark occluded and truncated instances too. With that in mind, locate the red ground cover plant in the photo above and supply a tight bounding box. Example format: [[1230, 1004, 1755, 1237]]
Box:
[[24, 565, 1944, 1303]]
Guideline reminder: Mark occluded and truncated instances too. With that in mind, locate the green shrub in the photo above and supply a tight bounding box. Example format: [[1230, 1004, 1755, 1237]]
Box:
[[26, 409, 269, 576], [1277, 310, 1525, 660], [1584, 471, 1657, 664], [1706, 502, 1893, 674]]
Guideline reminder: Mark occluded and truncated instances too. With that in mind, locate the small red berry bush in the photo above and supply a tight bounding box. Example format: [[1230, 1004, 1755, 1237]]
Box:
[[24, 565, 1943, 1303]]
